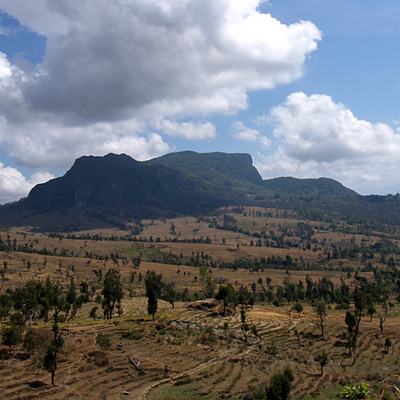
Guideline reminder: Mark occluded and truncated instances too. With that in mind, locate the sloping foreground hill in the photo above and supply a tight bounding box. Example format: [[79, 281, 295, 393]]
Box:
[[1, 300, 400, 400]]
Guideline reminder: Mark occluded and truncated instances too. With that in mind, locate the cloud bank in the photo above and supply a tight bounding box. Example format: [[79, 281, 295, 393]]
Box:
[[0, 0, 321, 202], [256, 92, 400, 194], [0, 163, 54, 204]]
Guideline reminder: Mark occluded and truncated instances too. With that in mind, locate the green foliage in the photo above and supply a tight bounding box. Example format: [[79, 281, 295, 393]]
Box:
[[121, 327, 144, 340], [2, 325, 22, 353], [199, 265, 214, 299], [341, 383, 370, 399], [96, 332, 111, 351], [23, 330, 37, 353], [384, 338, 392, 352], [200, 326, 215, 344], [314, 301, 327, 337], [256, 367, 294, 400], [163, 282, 177, 309], [314, 350, 328, 375], [101, 268, 123, 319], [215, 283, 236, 314], [43, 323, 64, 386], [90, 306, 98, 321], [174, 375, 193, 386], [147, 289, 158, 321], [10, 312, 25, 328], [145, 270, 163, 320], [292, 302, 303, 318]]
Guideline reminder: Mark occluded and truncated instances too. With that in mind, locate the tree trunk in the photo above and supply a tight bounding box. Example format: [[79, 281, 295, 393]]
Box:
[[320, 317, 324, 338]]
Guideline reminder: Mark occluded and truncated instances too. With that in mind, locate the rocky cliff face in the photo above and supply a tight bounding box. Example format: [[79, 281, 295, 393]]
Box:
[[21, 152, 261, 214]]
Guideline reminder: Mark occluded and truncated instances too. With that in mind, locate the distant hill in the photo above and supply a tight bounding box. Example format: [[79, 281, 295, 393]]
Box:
[[2, 151, 400, 231], [263, 177, 358, 197]]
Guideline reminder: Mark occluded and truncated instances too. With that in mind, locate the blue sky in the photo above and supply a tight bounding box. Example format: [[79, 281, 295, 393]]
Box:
[[0, 0, 400, 203]]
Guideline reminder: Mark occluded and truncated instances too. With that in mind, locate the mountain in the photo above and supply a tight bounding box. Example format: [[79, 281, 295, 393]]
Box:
[[147, 151, 263, 188], [263, 177, 359, 197], [21, 152, 262, 214], [4, 151, 399, 231]]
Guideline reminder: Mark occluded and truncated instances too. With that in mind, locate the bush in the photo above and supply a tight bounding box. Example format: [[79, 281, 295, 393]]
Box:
[[23, 330, 37, 353], [121, 327, 144, 340], [96, 333, 111, 350], [341, 383, 370, 399], [200, 326, 215, 344], [2, 325, 22, 353], [256, 367, 294, 400]]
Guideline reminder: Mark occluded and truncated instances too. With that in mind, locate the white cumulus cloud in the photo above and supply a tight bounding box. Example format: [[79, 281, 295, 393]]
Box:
[[231, 121, 271, 149], [256, 92, 400, 194], [0, 0, 321, 201], [231, 121, 260, 141], [152, 119, 216, 140], [0, 163, 54, 204]]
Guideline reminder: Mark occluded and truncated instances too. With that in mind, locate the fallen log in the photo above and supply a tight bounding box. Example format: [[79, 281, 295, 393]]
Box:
[[129, 356, 141, 371]]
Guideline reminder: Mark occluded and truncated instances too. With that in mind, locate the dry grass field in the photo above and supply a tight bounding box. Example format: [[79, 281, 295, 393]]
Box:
[[1, 207, 400, 399]]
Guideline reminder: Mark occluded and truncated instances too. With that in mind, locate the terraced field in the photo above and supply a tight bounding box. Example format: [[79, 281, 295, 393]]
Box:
[[1, 298, 400, 400]]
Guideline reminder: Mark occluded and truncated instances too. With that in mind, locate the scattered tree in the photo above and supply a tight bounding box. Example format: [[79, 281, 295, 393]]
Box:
[[384, 337, 392, 353], [2, 325, 22, 354], [164, 282, 177, 309], [90, 306, 99, 321], [314, 301, 327, 338], [101, 268, 123, 319], [292, 303, 303, 320], [145, 270, 163, 320], [43, 323, 64, 386], [314, 350, 328, 376], [259, 367, 294, 400], [345, 311, 357, 360], [23, 330, 37, 354], [199, 266, 214, 299]]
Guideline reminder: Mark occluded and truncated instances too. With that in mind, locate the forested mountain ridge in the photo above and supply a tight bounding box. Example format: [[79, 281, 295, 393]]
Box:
[[0, 151, 400, 230]]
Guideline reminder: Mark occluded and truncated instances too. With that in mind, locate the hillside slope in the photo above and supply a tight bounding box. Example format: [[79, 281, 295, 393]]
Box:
[[4, 151, 398, 231]]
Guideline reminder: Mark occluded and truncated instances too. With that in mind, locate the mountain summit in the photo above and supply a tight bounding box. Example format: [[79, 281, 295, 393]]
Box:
[[0, 151, 364, 230], [22, 152, 263, 213]]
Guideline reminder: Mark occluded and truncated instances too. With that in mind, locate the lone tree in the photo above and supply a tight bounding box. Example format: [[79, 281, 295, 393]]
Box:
[[345, 311, 357, 361], [377, 300, 388, 338], [314, 350, 328, 376], [23, 330, 37, 354], [2, 325, 22, 354], [261, 367, 294, 400], [216, 284, 236, 315], [163, 282, 177, 309], [101, 268, 123, 319], [314, 301, 327, 338], [145, 271, 163, 321], [292, 303, 304, 320], [147, 289, 158, 321], [43, 323, 64, 386], [199, 265, 214, 299], [353, 287, 368, 337], [90, 306, 99, 321]]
